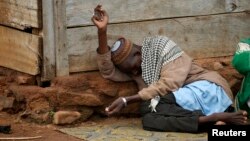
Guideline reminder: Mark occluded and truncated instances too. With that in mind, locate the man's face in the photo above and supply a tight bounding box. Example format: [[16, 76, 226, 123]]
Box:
[[117, 44, 142, 76]]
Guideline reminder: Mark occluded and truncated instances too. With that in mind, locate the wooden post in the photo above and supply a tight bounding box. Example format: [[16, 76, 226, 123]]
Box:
[[42, 0, 56, 81], [53, 0, 69, 77], [42, 0, 69, 81]]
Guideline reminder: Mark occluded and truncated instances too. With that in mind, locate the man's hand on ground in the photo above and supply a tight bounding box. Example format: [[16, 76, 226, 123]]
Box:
[[105, 97, 126, 116]]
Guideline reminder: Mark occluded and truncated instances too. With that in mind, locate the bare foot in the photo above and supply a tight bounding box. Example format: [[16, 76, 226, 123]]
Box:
[[213, 110, 248, 125], [215, 121, 226, 125]]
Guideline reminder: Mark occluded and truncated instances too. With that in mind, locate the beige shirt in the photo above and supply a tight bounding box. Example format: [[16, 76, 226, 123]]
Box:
[[97, 51, 233, 102]]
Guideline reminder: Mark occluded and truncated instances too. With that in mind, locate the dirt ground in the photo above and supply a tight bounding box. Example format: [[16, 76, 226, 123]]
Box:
[[0, 56, 244, 140], [0, 111, 83, 140], [0, 111, 140, 141]]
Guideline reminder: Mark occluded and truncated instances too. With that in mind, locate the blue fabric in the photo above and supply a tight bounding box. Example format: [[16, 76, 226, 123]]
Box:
[[173, 80, 232, 116]]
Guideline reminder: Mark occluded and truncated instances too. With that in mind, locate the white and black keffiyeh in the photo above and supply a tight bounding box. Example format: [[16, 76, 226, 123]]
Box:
[[141, 36, 183, 112]]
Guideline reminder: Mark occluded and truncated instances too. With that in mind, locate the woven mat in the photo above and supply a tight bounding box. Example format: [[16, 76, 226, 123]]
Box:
[[58, 122, 207, 141]]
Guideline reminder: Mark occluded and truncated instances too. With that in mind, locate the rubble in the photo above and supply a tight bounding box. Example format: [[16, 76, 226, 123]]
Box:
[[0, 56, 244, 124], [53, 111, 81, 125]]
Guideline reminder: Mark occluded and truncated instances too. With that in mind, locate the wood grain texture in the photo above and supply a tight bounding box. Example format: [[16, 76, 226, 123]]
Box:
[[42, 0, 56, 81], [0, 26, 41, 75], [66, 0, 250, 27], [54, 0, 69, 77], [67, 12, 250, 72], [42, 0, 69, 80], [0, 0, 41, 30]]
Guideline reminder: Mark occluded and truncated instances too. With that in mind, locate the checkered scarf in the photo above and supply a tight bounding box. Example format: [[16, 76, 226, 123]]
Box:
[[141, 36, 183, 112], [141, 36, 183, 85]]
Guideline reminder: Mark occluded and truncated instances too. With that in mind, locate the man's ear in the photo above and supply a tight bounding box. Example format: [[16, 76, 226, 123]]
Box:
[[134, 45, 142, 51]]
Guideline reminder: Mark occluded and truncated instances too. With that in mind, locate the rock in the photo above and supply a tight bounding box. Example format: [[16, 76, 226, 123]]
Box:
[[0, 99, 3, 111], [10, 85, 43, 102], [213, 62, 224, 70], [57, 106, 94, 121], [51, 72, 138, 97], [10, 85, 103, 108], [53, 111, 81, 125], [221, 59, 232, 66], [0, 96, 15, 111], [4, 89, 11, 96], [27, 95, 51, 114], [29, 112, 51, 123], [98, 89, 118, 97], [3, 97, 14, 108], [15, 75, 35, 85], [56, 90, 104, 107]]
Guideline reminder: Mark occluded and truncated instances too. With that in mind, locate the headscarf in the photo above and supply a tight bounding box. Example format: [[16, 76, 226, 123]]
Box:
[[141, 36, 183, 85], [232, 37, 250, 117], [141, 36, 183, 112]]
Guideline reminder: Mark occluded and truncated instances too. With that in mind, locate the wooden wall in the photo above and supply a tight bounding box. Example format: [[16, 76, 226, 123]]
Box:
[[2, 0, 249, 79], [0, 0, 41, 75], [0, 0, 41, 30], [66, 0, 250, 73]]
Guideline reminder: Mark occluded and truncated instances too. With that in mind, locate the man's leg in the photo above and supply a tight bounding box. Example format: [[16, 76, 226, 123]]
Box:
[[140, 93, 204, 133]]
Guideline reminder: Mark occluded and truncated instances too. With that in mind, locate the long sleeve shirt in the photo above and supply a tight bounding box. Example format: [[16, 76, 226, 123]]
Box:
[[96, 51, 234, 102]]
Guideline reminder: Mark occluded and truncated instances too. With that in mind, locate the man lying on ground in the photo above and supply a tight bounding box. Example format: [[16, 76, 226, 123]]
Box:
[[91, 5, 248, 133]]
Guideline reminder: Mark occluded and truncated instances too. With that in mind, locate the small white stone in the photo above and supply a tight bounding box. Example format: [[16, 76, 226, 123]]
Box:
[[105, 107, 109, 112]]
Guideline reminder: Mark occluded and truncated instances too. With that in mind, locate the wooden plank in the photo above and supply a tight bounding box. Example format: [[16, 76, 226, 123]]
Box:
[[66, 0, 250, 27], [42, 0, 56, 81], [0, 0, 41, 30], [54, 0, 69, 76], [42, 0, 69, 81], [67, 12, 250, 73], [0, 25, 41, 75]]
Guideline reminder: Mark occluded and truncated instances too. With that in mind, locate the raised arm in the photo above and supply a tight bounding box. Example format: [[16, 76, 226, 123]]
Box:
[[91, 5, 109, 54], [91, 5, 132, 82], [91, 6, 142, 115]]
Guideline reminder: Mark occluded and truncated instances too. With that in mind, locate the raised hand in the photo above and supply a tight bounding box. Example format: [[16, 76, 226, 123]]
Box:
[[91, 5, 109, 31]]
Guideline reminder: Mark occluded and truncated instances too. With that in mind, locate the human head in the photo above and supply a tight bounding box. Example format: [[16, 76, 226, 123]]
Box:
[[111, 37, 142, 76]]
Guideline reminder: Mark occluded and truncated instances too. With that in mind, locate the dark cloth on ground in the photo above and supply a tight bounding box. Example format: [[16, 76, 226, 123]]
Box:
[[140, 93, 204, 133]]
